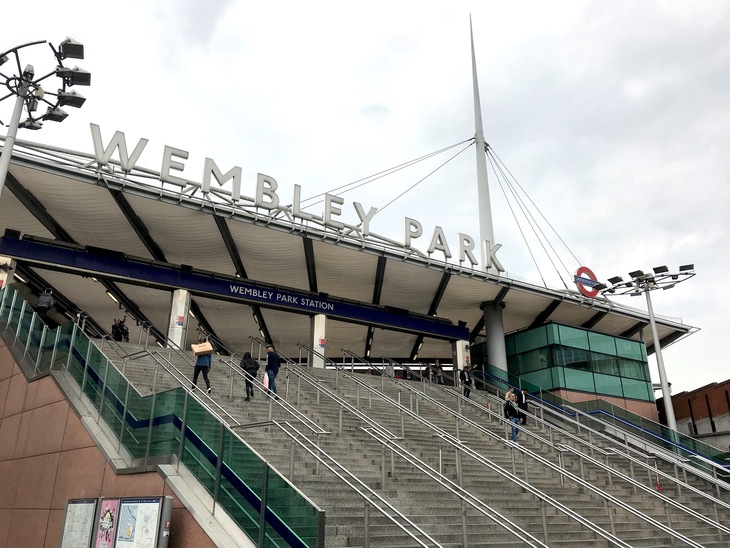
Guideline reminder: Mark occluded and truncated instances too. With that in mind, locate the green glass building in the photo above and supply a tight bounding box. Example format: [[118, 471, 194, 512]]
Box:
[[472, 322, 655, 412]]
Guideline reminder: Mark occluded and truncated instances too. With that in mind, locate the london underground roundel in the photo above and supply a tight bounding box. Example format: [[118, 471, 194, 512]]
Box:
[[574, 266, 600, 298]]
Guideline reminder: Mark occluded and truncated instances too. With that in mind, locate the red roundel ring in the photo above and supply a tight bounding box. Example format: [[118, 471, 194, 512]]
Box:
[[575, 266, 599, 298]]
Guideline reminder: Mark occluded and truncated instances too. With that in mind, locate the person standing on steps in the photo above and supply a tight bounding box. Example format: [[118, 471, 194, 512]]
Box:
[[516, 387, 529, 426], [192, 338, 212, 395], [504, 392, 521, 442], [35, 288, 55, 320], [459, 364, 473, 399], [240, 351, 259, 401], [265, 343, 280, 399]]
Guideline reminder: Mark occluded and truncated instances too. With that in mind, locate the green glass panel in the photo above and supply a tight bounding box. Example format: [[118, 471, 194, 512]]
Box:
[[521, 369, 554, 390], [545, 323, 559, 345], [504, 335, 515, 357], [621, 378, 652, 401], [593, 373, 623, 397], [149, 389, 186, 457], [181, 398, 221, 496], [100, 364, 128, 436], [591, 353, 618, 376], [264, 467, 320, 547], [217, 430, 263, 543], [615, 337, 645, 360], [588, 332, 617, 356], [557, 324, 590, 350], [514, 347, 551, 374], [557, 347, 591, 370], [121, 384, 154, 459], [617, 358, 648, 380], [564, 368, 595, 392], [552, 367, 565, 388], [514, 325, 548, 354]]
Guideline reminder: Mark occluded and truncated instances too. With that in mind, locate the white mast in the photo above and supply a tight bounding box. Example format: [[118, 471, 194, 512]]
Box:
[[471, 16, 508, 374], [470, 16, 497, 274]]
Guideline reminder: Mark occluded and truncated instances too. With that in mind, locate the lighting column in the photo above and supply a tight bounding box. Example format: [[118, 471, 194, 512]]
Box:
[[596, 265, 695, 432], [0, 38, 90, 200]]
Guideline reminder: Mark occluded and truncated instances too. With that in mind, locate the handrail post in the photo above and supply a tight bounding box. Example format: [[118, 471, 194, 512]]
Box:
[[24, 312, 37, 360], [97, 358, 111, 424], [48, 327, 61, 371], [212, 421, 225, 516], [258, 464, 269, 546], [228, 359, 235, 399], [144, 361, 160, 465], [176, 389, 190, 471], [80, 336, 93, 395], [541, 499, 549, 544], [33, 324, 48, 376], [118, 381, 131, 452], [461, 499, 469, 548], [14, 300, 27, 340], [363, 500, 370, 548]]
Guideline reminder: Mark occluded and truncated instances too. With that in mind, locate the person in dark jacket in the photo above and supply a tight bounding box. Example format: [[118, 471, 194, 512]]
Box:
[[459, 365, 473, 398], [35, 288, 55, 319], [504, 393, 521, 442], [192, 339, 212, 394], [265, 343, 281, 399], [240, 351, 259, 401], [515, 388, 529, 425]]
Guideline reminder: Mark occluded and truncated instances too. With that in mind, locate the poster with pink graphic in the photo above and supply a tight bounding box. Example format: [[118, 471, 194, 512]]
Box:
[[95, 498, 119, 548]]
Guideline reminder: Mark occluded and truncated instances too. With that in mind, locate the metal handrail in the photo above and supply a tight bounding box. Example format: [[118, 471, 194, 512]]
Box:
[[332, 364, 707, 546], [216, 354, 329, 438], [275, 420, 439, 547]]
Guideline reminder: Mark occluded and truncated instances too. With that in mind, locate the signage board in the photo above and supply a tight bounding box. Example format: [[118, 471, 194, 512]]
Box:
[[61, 498, 99, 548]]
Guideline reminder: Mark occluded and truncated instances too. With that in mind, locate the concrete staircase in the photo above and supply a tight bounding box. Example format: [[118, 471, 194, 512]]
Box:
[[101, 341, 730, 547]]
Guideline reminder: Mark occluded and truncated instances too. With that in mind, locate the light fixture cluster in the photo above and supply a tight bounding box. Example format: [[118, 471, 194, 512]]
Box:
[[593, 264, 695, 296], [0, 37, 90, 131]]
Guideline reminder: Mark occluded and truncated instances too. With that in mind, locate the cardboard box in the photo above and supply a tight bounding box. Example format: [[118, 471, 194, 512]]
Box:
[[191, 341, 213, 356]]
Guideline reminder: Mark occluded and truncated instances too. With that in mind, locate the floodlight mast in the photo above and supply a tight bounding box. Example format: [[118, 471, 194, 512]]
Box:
[[598, 265, 695, 433], [0, 38, 90, 201]]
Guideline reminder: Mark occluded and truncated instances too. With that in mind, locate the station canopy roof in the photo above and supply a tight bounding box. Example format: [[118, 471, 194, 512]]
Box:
[[0, 138, 697, 363]]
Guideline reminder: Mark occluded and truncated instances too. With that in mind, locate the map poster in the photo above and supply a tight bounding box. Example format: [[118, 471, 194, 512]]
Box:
[[61, 498, 98, 548], [95, 498, 120, 548], [114, 497, 163, 548]]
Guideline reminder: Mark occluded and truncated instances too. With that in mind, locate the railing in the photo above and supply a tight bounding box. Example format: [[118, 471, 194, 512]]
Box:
[[330, 349, 730, 545], [0, 284, 324, 548], [476, 363, 730, 479]]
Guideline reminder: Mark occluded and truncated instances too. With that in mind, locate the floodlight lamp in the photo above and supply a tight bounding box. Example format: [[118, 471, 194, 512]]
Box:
[[663, 284, 676, 290], [679, 264, 694, 272], [607, 276, 623, 285], [607, 288, 616, 293], [57, 89, 86, 108], [44, 107, 68, 122], [652, 265, 669, 274], [33, 87, 45, 99], [26, 97, 38, 112], [58, 38, 84, 60], [18, 119, 42, 130], [55, 66, 91, 86], [0, 54, 8, 66], [593, 283, 607, 291], [647, 281, 657, 290], [628, 270, 644, 279], [671, 275, 679, 280]]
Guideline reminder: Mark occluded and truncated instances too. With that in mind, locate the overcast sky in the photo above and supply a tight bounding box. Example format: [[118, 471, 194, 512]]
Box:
[[2, 1, 728, 394]]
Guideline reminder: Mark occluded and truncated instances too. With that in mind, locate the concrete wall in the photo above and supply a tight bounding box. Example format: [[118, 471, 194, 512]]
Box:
[[670, 379, 730, 451], [0, 340, 216, 548]]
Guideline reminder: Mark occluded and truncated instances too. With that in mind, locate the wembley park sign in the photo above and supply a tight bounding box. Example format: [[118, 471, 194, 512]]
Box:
[[89, 124, 504, 272]]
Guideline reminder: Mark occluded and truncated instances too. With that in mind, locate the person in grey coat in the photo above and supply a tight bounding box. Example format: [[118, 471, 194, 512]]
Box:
[[35, 288, 55, 319]]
